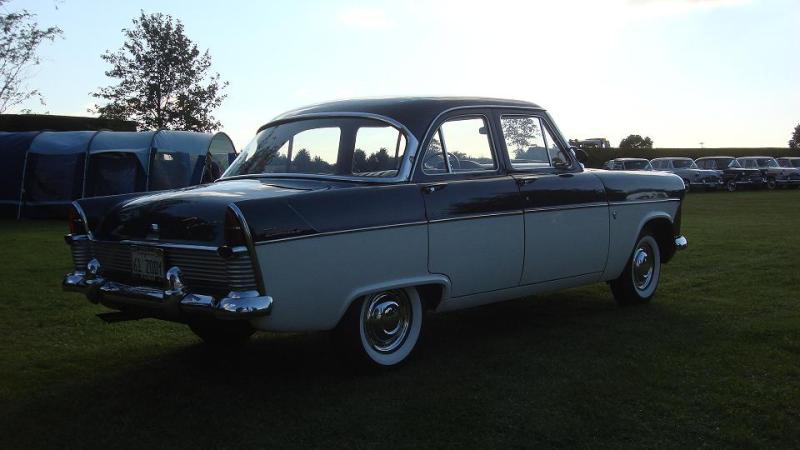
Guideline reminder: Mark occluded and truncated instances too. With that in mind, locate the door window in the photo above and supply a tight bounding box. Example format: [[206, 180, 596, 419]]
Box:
[[500, 115, 570, 170], [422, 116, 496, 174]]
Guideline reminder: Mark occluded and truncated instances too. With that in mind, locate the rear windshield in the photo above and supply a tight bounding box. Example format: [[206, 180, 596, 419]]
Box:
[[225, 118, 407, 178], [672, 159, 694, 169], [625, 160, 651, 170]]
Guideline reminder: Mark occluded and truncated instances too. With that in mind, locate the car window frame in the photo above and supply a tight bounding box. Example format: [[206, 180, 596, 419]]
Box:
[[494, 110, 578, 175], [413, 110, 504, 183]]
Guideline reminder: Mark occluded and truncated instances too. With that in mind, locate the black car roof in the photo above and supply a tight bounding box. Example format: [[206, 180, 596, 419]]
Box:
[[613, 158, 649, 162], [267, 97, 544, 139], [696, 156, 734, 159]]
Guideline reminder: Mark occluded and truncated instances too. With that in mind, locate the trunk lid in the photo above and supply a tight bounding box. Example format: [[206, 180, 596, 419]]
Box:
[[94, 178, 344, 244]]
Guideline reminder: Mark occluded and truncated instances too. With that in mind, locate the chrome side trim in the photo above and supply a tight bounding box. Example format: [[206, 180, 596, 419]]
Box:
[[228, 203, 267, 295], [94, 239, 222, 252], [608, 198, 681, 207], [524, 202, 608, 214], [254, 220, 428, 246], [428, 210, 523, 224]]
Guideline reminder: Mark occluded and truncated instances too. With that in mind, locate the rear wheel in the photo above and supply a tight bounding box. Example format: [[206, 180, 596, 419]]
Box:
[[682, 178, 691, 192], [334, 287, 423, 368], [610, 232, 661, 306], [189, 321, 255, 346]]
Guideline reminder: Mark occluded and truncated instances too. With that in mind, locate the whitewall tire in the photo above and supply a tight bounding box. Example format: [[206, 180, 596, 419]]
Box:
[[336, 287, 423, 368], [610, 233, 662, 306]]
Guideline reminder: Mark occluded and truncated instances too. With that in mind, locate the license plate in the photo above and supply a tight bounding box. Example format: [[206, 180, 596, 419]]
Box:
[[131, 246, 164, 282]]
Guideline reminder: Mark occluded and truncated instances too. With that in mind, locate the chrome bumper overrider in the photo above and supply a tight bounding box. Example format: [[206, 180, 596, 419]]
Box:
[[62, 263, 272, 321], [674, 235, 688, 251]]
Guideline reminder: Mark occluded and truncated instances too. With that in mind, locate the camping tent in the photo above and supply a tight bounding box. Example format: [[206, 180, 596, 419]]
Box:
[[0, 131, 41, 218], [84, 131, 155, 197], [21, 131, 98, 218], [148, 131, 236, 190], [0, 130, 237, 219]]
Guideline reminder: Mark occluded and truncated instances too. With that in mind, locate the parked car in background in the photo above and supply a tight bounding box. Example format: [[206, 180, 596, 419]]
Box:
[[736, 156, 800, 190], [650, 157, 723, 191], [777, 157, 800, 169], [61, 97, 688, 368], [602, 158, 653, 171], [695, 156, 764, 192]]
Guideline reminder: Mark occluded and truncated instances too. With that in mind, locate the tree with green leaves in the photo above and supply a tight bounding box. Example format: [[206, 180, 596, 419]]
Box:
[[91, 11, 227, 131], [789, 123, 800, 150], [0, 0, 62, 113], [619, 134, 653, 150]]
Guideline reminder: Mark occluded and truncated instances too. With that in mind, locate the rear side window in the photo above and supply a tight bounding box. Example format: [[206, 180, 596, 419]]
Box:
[[421, 116, 496, 175], [352, 126, 405, 176], [500, 115, 570, 170]]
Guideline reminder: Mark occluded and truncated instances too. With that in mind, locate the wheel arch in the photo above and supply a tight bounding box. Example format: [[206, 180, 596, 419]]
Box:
[[638, 213, 677, 263], [335, 275, 452, 328]]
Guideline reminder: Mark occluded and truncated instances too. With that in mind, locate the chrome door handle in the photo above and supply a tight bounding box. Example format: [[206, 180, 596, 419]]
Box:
[[422, 183, 446, 194], [516, 178, 534, 186]]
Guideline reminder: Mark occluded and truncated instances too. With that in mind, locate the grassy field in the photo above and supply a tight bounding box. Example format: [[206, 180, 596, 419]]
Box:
[[1, 190, 799, 449]]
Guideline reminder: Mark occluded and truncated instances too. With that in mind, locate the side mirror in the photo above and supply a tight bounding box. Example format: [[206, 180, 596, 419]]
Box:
[[571, 146, 589, 165]]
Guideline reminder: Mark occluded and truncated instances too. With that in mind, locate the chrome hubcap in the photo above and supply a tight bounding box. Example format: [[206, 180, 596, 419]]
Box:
[[632, 243, 654, 291], [363, 290, 411, 353]]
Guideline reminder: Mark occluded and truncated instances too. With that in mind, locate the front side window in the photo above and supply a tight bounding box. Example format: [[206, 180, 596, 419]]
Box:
[[225, 118, 407, 178], [422, 116, 496, 175], [757, 158, 778, 168], [739, 159, 757, 169], [500, 115, 571, 170]]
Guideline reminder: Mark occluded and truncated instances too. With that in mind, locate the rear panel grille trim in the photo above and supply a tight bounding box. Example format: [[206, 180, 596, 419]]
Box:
[[72, 241, 259, 295]]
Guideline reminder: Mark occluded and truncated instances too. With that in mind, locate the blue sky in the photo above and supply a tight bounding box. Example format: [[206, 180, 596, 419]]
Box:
[[14, 0, 800, 149]]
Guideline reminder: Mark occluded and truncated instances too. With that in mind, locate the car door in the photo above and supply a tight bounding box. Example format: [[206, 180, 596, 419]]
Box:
[[415, 111, 524, 298], [497, 112, 610, 285]]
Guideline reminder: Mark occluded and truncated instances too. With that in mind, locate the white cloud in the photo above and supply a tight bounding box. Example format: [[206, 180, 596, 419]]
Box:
[[336, 7, 394, 30]]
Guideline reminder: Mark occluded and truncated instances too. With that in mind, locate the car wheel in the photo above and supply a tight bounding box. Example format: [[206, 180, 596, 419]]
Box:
[[189, 320, 255, 346], [335, 287, 423, 368], [609, 232, 661, 306], [725, 180, 737, 192], [766, 177, 777, 190], [682, 179, 691, 192]]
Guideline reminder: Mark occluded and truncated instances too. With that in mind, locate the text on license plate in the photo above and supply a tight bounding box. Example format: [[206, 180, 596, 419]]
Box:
[[131, 247, 164, 281]]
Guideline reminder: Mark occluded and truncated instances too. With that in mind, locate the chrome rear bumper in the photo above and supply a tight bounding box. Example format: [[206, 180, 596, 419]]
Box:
[[674, 235, 688, 251], [63, 263, 272, 321]]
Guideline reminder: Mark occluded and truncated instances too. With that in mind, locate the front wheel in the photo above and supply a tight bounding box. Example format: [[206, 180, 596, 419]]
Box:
[[334, 287, 423, 368], [725, 180, 737, 192], [609, 233, 662, 306], [766, 177, 777, 190]]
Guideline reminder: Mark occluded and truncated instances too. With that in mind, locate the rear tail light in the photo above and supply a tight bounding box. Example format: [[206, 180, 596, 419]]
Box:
[[224, 208, 247, 248], [68, 205, 86, 235]]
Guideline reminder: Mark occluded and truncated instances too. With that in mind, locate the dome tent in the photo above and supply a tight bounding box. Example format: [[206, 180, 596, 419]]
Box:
[[0, 131, 41, 218], [21, 131, 98, 218]]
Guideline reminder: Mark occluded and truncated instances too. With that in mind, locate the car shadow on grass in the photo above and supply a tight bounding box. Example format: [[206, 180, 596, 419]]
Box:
[[2, 291, 710, 448]]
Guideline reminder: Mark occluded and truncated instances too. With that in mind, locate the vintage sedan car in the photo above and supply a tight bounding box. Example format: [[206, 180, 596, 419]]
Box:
[[62, 97, 687, 367], [736, 156, 800, 189], [694, 156, 764, 192], [602, 158, 653, 171], [650, 157, 723, 191]]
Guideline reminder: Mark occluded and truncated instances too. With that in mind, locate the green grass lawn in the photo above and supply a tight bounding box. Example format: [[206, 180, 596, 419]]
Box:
[[1, 190, 799, 449]]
